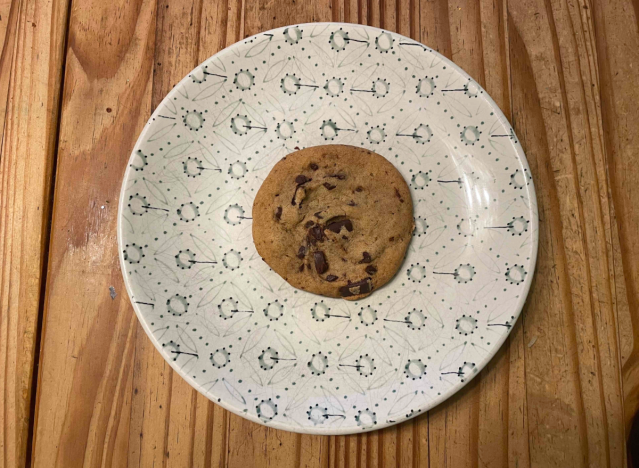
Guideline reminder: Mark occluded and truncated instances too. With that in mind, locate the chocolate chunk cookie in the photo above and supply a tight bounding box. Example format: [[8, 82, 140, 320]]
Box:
[[252, 145, 414, 300]]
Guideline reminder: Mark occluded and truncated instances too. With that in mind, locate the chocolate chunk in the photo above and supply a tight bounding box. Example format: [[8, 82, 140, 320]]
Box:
[[297, 245, 307, 259], [355, 186, 363, 192], [325, 275, 338, 282], [342, 235, 348, 240], [310, 163, 319, 170], [275, 206, 282, 220], [389, 237, 395, 241], [309, 225, 325, 243], [304, 220, 315, 228], [359, 252, 372, 263], [314, 211, 324, 219], [323, 182, 336, 190], [347, 200, 356, 206], [295, 175, 310, 185], [299, 264, 305, 272], [394, 187, 404, 203], [326, 173, 346, 180], [339, 278, 372, 297], [365, 265, 377, 275], [326, 218, 353, 233], [314, 251, 328, 274]]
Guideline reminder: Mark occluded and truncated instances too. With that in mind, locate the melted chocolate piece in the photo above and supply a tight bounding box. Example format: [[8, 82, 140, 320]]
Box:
[[326, 218, 353, 233], [355, 186, 363, 192], [314, 251, 328, 274], [359, 252, 372, 264], [325, 275, 338, 282], [310, 163, 319, 170], [389, 236, 395, 242], [307, 226, 324, 245], [314, 211, 324, 219], [365, 265, 377, 275], [339, 278, 372, 297], [297, 245, 306, 259], [323, 182, 336, 190], [304, 220, 315, 228], [299, 264, 305, 272], [275, 206, 282, 220], [311, 226, 324, 241]]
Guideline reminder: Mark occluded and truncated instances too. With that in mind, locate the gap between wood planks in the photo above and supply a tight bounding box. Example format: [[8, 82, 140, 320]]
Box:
[[23, 0, 74, 465]]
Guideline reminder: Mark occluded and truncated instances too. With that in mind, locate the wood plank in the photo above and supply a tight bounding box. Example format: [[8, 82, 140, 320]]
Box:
[[508, 0, 625, 465], [0, 0, 70, 466], [29, 0, 157, 466], [220, 3, 335, 468], [426, 1, 515, 467], [299, 433, 329, 468], [419, 0, 451, 57], [131, 2, 241, 466], [476, 2, 522, 467], [591, 0, 639, 438], [127, 1, 204, 466], [192, 3, 241, 467], [507, 319, 531, 468], [320, 2, 424, 467], [428, 1, 485, 466], [509, 17, 587, 466], [0, 0, 17, 143], [543, 0, 624, 464]]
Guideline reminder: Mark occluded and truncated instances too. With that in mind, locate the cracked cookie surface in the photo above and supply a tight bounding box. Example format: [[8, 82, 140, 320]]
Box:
[[252, 145, 414, 300]]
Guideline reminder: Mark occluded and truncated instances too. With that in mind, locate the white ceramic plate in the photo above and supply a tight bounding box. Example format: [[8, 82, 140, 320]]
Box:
[[118, 23, 538, 435]]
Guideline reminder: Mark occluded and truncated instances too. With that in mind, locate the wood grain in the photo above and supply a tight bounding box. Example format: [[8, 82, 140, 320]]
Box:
[[14, 0, 638, 466], [592, 0, 639, 438], [30, 0, 156, 467], [128, 1, 204, 467], [0, 0, 70, 467], [509, 0, 625, 465]]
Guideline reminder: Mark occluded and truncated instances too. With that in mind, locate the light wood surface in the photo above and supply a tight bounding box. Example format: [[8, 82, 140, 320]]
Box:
[[0, 0, 70, 466], [0, 0, 637, 467]]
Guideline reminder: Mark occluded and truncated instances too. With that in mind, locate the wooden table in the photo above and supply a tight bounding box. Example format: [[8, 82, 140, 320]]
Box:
[[1, 0, 638, 466]]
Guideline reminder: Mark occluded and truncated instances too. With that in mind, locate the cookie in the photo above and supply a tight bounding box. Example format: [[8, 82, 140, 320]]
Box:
[[252, 145, 414, 300]]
